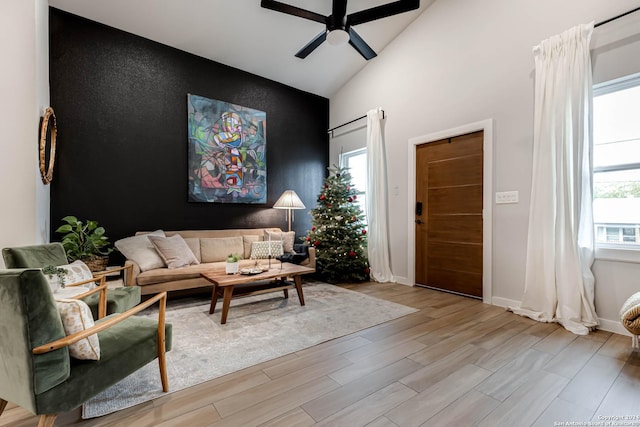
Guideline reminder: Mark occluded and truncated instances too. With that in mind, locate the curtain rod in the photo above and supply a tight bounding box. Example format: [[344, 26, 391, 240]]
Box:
[[327, 109, 385, 137], [595, 6, 640, 28]]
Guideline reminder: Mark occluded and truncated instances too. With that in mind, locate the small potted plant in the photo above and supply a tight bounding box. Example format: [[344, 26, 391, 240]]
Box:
[[55, 216, 114, 272], [226, 253, 241, 274]]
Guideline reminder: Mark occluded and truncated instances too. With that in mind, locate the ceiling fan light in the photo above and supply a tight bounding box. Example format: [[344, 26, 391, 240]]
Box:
[[327, 29, 350, 46]]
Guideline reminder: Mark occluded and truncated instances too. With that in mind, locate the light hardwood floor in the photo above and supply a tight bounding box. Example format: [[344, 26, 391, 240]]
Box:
[[2, 282, 639, 427]]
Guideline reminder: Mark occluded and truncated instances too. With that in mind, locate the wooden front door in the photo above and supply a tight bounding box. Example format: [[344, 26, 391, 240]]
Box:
[[415, 131, 483, 298]]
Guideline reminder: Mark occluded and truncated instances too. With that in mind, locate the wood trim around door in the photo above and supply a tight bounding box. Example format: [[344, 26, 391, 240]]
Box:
[[407, 119, 493, 304]]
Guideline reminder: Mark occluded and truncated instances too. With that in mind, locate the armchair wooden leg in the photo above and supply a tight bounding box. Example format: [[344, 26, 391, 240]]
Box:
[[38, 414, 57, 427], [158, 351, 169, 392], [157, 292, 169, 393], [0, 399, 7, 417]]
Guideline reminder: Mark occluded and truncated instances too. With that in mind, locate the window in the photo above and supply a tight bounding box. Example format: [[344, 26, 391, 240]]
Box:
[[339, 148, 367, 221], [593, 74, 640, 248]]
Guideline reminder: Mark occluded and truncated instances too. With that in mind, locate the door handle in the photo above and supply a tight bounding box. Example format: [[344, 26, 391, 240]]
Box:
[[415, 219, 423, 225]]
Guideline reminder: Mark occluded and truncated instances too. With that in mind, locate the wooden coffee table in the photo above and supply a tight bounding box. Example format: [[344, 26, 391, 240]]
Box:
[[201, 263, 315, 324]]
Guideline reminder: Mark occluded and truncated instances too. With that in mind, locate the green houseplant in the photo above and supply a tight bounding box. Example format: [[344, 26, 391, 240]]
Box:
[[55, 216, 113, 271]]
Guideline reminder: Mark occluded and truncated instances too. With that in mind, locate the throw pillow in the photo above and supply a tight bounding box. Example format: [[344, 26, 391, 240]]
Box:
[[42, 260, 95, 293], [200, 237, 244, 263], [56, 298, 100, 360], [242, 235, 262, 259], [115, 230, 166, 271], [250, 240, 284, 259], [264, 230, 295, 253], [149, 235, 200, 269]]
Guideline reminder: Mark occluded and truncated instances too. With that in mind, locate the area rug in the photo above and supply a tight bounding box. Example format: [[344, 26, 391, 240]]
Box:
[[82, 282, 418, 418]]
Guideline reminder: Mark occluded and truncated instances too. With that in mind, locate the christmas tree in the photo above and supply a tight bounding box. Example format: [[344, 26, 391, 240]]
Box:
[[304, 165, 369, 283]]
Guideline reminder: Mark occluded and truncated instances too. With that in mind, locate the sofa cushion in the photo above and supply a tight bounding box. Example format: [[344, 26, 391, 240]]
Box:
[[136, 260, 260, 286], [149, 235, 199, 269], [137, 264, 207, 285], [56, 299, 100, 360], [184, 237, 201, 262], [115, 230, 166, 271], [201, 237, 244, 263], [264, 230, 295, 253]]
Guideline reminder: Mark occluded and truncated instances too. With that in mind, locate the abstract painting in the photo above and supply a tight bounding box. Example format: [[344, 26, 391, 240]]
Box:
[[188, 94, 266, 203]]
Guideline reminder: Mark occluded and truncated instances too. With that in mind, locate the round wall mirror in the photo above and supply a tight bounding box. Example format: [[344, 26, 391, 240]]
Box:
[[39, 107, 57, 185]]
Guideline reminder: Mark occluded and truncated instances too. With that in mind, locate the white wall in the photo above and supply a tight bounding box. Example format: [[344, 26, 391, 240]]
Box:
[[330, 0, 640, 331], [0, 0, 50, 268]]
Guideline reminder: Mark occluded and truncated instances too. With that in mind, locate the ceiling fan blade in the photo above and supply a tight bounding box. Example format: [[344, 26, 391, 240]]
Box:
[[261, 0, 326, 24], [295, 31, 327, 58], [348, 0, 420, 26], [348, 28, 377, 60]]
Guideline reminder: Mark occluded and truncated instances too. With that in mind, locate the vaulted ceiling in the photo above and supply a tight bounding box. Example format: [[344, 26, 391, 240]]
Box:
[[48, 0, 434, 97]]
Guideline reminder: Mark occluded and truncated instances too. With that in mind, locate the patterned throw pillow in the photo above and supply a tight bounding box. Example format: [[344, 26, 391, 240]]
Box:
[[56, 298, 100, 360], [250, 241, 284, 259], [42, 260, 95, 292]]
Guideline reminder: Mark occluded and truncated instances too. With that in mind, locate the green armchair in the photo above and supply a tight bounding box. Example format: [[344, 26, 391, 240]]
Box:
[[0, 269, 172, 427], [2, 243, 141, 319]]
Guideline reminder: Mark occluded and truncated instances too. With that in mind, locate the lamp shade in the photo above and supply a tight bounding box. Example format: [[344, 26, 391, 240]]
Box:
[[273, 190, 305, 209]]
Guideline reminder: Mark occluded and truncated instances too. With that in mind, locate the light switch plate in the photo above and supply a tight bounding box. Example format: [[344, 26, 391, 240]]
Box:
[[495, 191, 519, 204]]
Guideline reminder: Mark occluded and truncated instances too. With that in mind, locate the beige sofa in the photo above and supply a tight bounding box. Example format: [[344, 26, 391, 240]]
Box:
[[122, 228, 315, 295]]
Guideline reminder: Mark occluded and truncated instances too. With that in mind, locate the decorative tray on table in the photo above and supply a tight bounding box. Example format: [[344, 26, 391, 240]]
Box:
[[239, 268, 264, 275]]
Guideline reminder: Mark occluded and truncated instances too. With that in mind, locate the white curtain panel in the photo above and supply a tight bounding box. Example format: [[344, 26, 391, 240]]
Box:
[[366, 108, 394, 282], [511, 23, 599, 335]]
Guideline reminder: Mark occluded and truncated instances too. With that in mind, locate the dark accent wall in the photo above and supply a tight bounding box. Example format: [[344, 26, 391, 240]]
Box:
[[49, 8, 328, 249]]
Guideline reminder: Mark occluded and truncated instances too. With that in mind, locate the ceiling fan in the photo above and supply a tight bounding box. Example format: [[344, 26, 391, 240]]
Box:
[[261, 0, 420, 60]]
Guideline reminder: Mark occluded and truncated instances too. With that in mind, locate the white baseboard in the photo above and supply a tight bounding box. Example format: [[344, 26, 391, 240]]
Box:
[[394, 276, 412, 286], [597, 318, 631, 336], [389, 282, 629, 337], [491, 296, 520, 308], [489, 296, 629, 336]]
